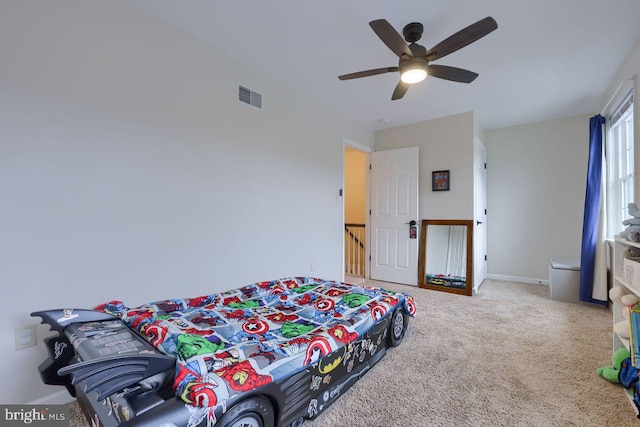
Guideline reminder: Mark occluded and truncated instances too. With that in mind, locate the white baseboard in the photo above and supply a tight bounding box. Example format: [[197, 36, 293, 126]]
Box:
[[487, 273, 549, 286], [29, 389, 74, 405]]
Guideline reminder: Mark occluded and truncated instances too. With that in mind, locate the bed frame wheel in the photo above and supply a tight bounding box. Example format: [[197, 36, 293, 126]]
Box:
[[289, 417, 304, 427], [217, 396, 274, 427], [388, 308, 407, 347]]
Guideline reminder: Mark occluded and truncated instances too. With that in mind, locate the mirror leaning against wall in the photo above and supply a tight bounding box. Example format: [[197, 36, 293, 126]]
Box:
[[418, 219, 474, 296]]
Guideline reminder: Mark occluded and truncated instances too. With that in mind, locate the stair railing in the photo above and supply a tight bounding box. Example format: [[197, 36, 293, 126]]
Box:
[[345, 223, 366, 277]]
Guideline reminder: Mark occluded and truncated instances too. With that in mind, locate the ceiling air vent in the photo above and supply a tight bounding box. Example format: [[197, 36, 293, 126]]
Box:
[[238, 85, 262, 109]]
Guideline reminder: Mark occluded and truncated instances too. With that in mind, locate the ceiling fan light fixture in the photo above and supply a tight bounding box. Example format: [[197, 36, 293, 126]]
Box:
[[400, 67, 427, 84], [400, 59, 427, 84]]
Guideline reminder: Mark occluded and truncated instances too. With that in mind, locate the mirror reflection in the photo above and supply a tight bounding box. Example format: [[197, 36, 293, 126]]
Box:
[[425, 225, 467, 289], [419, 219, 473, 296]]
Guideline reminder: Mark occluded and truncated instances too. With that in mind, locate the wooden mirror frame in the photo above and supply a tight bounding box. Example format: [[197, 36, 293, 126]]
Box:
[[418, 219, 473, 296]]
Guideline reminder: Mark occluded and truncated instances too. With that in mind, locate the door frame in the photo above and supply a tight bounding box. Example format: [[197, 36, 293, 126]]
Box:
[[342, 138, 372, 282], [474, 138, 488, 290]]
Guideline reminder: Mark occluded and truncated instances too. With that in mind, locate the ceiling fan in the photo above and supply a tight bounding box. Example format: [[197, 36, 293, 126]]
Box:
[[338, 17, 498, 100]]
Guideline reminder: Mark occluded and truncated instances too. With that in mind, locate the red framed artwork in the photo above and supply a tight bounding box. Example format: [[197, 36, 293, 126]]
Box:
[[432, 170, 450, 191]]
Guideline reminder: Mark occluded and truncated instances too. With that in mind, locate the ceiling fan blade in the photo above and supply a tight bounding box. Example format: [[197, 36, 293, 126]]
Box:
[[425, 17, 497, 61], [428, 65, 478, 83], [391, 81, 410, 100], [369, 19, 412, 58], [338, 66, 399, 80]]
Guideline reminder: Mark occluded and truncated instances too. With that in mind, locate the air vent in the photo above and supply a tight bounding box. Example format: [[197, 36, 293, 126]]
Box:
[[238, 85, 262, 109]]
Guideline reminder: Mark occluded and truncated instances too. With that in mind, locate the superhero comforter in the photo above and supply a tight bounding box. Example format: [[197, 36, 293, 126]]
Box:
[[95, 277, 416, 411]]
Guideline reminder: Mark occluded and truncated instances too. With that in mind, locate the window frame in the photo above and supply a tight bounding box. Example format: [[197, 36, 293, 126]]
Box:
[[605, 91, 634, 239]]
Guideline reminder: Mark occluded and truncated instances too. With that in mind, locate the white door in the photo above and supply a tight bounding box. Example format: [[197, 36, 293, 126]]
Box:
[[370, 147, 419, 285], [474, 139, 488, 288], [446, 225, 467, 277]]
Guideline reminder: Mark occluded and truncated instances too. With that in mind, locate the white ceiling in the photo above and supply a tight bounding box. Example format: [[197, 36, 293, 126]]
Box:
[[129, 0, 640, 131]]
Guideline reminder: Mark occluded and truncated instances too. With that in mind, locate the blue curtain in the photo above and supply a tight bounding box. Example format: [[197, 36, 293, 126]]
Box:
[[579, 114, 606, 305]]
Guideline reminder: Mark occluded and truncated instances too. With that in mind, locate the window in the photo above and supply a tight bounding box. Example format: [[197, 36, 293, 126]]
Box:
[[606, 90, 634, 238]]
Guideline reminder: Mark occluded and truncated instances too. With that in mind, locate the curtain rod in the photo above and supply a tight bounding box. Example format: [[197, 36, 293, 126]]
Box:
[[600, 75, 636, 116]]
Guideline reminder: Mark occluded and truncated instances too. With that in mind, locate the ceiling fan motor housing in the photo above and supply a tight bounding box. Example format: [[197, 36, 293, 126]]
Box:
[[402, 22, 424, 43], [400, 56, 427, 71]]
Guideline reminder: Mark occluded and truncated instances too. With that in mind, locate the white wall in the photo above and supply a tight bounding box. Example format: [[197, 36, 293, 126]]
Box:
[[374, 111, 475, 220], [483, 36, 640, 285], [484, 115, 590, 283], [0, 1, 373, 404]]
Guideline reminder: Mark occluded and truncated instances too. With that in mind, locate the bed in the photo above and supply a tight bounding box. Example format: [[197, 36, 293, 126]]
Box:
[[32, 277, 416, 427]]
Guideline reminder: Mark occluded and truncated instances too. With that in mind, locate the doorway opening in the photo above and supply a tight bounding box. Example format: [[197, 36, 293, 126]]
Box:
[[344, 142, 370, 284]]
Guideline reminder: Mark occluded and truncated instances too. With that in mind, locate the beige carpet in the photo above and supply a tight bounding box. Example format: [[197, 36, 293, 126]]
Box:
[[68, 279, 639, 426]]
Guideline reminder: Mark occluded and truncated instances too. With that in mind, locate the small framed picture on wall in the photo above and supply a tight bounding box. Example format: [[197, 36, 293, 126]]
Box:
[[432, 170, 450, 191]]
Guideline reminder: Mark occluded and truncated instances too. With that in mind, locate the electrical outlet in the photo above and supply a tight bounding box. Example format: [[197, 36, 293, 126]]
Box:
[[310, 262, 316, 272], [15, 324, 36, 350]]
